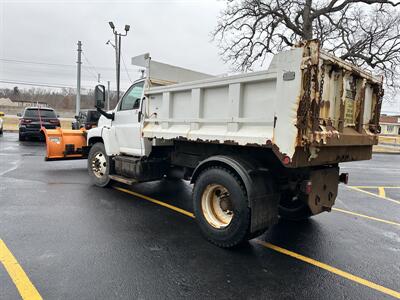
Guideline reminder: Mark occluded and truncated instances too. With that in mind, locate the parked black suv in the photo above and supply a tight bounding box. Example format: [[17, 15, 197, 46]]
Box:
[[18, 107, 60, 141]]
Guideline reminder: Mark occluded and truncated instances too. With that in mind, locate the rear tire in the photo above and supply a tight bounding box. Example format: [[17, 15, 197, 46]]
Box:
[[278, 191, 312, 221], [18, 132, 25, 141], [88, 142, 112, 187], [39, 131, 45, 142], [193, 166, 251, 248]]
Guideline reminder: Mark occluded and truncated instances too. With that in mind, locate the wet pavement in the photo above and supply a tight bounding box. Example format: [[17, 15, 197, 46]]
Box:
[[0, 132, 399, 299]]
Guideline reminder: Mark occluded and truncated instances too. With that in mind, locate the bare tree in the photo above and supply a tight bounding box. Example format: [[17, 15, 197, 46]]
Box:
[[214, 0, 400, 91]]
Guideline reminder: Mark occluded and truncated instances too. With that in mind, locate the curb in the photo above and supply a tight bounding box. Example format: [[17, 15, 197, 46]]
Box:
[[373, 151, 400, 155]]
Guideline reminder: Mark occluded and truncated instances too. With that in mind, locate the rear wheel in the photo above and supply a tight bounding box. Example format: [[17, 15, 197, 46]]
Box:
[[18, 132, 25, 141], [39, 131, 45, 142], [193, 166, 251, 248], [278, 191, 312, 221], [88, 142, 112, 187]]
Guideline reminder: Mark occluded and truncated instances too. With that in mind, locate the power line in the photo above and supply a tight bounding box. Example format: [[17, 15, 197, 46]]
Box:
[[81, 51, 101, 77], [0, 79, 93, 90], [82, 65, 99, 80], [121, 54, 133, 83], [0, 57, 137, 71], [0, 58, 75, 68], [4, 68, 77, 75]]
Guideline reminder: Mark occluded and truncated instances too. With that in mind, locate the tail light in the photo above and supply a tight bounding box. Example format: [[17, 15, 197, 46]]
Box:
[[20, 118, 32, 125], [49, 119, 61, 126], [301, 180, 312, 195], [282, 155, 291, 165]]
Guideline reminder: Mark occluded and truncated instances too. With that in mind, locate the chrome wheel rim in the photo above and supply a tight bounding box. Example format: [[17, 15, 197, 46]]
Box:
[[91, 152, 107, 178], [201, 184, 233, 229]]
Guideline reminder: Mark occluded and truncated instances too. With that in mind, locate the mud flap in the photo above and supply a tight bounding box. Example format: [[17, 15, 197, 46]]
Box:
[[42, 127, 88, 161], [307, 167, 339, 214], [247, 172, 280, 234]]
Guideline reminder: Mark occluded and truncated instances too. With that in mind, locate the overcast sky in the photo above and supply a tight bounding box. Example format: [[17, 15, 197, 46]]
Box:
[[0, 0, 399, 114], [0, 0, 227, 90]]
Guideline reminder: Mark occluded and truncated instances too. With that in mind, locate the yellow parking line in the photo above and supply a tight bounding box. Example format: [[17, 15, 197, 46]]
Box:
[[346, 186, 400, 205], [378, 187, 386, 198], [0, 239, 42, 300], [351, 186, 400, 189], [255, 240, 400, 299], [113, 186, 195, 218], [332, 208, 400, 227], [114, 186, 400, 299]]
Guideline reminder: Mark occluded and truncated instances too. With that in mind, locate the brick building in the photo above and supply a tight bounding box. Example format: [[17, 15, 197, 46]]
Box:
[[380, 115, 400, 135]]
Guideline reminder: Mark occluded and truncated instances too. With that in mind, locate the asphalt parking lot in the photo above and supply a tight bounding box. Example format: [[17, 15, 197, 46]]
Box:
[[0, 132, 399, 299]]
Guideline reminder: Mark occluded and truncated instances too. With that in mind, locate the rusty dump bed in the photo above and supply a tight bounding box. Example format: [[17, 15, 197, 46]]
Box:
[[291, 41, 382, 167]]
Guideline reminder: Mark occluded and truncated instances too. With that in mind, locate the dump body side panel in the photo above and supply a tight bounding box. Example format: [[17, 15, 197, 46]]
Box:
[[143, 71, 279, 149], [143, 48, 305, 160]]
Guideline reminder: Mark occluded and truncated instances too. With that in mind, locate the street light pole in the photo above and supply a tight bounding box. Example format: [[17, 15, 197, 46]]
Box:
[[117, 34, 121, 101], [107, 81, 110, 111], [108, 22, 130, 101], [114, 30, 119, 100]]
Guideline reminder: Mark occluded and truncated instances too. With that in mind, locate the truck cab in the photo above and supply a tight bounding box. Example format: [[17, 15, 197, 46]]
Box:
[[88, 79, 147, 157]]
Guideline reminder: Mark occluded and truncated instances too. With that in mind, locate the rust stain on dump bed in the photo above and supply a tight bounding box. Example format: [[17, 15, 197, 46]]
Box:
[[294, 40, 382, 164]]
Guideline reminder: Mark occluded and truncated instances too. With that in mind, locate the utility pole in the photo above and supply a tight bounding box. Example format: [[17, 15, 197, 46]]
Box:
[[108, 22, 130, 101], [76, 41, 82, 116], [107, 81, 110, 111]]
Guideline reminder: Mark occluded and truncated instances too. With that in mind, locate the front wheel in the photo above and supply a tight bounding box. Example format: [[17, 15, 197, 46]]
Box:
[[193, 166, 251, 248], [88, 142, 112, 187]]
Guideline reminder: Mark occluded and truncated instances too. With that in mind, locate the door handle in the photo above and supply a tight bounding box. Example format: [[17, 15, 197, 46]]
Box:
[[138, 111, 142, 122]]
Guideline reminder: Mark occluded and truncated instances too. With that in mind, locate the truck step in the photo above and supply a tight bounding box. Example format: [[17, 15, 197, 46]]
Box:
[[109, 174, 137, 185]]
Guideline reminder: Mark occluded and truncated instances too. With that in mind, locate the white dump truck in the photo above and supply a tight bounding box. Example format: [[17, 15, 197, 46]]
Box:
[[43, 40, 382, 247]]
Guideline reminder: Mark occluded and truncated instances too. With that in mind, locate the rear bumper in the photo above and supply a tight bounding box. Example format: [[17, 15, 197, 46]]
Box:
[[19, 128, 43, 137], [291, 145, 373, 168], [19, 125, 56, 136], [290, 128, 378, 168]]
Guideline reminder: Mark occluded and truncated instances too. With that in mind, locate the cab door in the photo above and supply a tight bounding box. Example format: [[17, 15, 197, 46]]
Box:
[[112, 81, 145, 156]]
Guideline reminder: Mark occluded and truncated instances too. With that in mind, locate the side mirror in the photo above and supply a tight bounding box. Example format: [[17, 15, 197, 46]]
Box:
[[94, 85, 106, 109], [17, 113, 22, 117], [94, 85, 114, 121], [57, 114, 60, 118]]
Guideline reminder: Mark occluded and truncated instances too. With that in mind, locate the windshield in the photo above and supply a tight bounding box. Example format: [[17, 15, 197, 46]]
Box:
[[24, 109, 57, 118]]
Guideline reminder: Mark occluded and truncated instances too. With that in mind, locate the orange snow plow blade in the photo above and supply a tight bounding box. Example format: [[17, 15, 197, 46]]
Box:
[[42, 127, 89, 161]]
